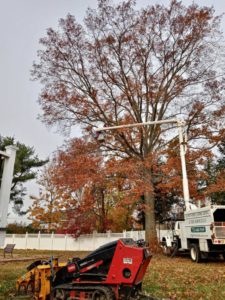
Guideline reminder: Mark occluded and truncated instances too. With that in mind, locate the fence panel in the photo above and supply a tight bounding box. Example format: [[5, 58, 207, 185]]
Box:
[[4, 230, 147, 251]]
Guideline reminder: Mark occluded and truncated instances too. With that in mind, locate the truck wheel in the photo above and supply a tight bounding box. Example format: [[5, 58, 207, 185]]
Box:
[[190, 244, 201, 263]]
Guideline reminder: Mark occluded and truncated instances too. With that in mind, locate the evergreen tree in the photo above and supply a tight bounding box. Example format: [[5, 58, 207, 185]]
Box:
[[212, 141, 225, 204], [204, 141, 225, 205], [0, 136, 47, 214], [217, 141, 225, 171]]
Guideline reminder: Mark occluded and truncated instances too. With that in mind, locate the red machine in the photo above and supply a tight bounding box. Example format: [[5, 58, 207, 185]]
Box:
[[51, 238, 151, 299]]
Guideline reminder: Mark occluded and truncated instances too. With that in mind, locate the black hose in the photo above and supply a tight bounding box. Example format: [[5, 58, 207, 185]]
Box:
[[170, 240, 179, 258]]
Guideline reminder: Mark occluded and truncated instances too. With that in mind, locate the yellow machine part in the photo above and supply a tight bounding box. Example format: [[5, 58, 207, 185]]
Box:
[[16, 259, 66, 300]]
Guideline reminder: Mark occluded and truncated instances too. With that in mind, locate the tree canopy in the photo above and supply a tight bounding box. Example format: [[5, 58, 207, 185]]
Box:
[[28, 165, 63, 232], [44, 138, 149, 235], [32, 0, 225, 247]]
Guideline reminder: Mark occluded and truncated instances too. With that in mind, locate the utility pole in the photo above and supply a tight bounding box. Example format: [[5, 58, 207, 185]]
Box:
[[0, 145, 17, 247]]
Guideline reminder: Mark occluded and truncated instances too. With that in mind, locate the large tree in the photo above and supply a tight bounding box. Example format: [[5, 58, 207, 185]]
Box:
[[32, 0, 225, 248], [0, 136, 47, 214]]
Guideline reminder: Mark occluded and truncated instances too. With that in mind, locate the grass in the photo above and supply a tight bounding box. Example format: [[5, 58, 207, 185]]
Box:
[[0, 250, 225, 299], [0, 249, 88, 300], [143, 254, 225, 300]]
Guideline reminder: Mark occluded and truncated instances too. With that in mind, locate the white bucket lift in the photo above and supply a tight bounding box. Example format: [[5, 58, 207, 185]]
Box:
[[0, 146, 17, 247]]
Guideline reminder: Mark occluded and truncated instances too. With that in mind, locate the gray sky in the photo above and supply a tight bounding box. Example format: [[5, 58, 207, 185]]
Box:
[[0, 0, 225, 224]]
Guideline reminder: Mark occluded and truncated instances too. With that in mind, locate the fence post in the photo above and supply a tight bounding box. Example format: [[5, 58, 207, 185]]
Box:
[[93, 230, 97, 251], [25, 232, 28, 250], [123, 230, 126, 238], [65, 234, 68, 251], [12, 233, 15, 244], [78, 236, 81, 251], [38, 231, 41, 250], [130, 230, 134, 239], [51, 232, 54, 251]]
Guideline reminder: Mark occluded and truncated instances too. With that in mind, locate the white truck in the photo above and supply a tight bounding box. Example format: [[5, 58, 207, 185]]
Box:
[[160, 205, 225, 262]]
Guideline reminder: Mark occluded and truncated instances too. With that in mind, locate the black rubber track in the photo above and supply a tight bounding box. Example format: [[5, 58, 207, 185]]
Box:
[[51, 284, 115, 300]]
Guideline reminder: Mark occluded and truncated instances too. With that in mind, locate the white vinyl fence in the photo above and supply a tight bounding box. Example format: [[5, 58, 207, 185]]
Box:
[[4, 230, 146, 251]]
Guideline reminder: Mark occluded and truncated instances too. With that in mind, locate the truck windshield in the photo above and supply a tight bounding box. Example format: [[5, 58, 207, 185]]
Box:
[[213, 209, 225, 222]]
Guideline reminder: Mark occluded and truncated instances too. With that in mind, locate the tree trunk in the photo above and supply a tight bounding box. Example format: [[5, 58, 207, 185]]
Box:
[[144, 190, 158, 252], [98, 188, 106, 233]]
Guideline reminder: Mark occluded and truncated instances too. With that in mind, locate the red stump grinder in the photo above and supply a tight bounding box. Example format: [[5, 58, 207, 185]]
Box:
[[16, 238, 152, 300]]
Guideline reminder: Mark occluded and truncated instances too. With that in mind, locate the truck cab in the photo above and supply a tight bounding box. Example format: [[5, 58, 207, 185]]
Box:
[[160, 205, 225, 262]]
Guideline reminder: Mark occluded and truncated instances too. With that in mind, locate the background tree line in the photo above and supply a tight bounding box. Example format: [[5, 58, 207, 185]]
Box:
[[28, 136, 225, 235]]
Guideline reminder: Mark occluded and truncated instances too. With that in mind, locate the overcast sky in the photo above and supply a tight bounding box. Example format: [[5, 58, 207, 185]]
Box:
[[0, 0, 225, 224]]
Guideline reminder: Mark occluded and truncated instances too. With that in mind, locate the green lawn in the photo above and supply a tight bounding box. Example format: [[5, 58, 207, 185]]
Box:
[[0, 250, 225, 300], [0, 249, 87, 300], [144, 254, 225, 300]]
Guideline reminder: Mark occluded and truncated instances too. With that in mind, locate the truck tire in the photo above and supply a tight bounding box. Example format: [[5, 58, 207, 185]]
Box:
[[190, 244, 201, 263]]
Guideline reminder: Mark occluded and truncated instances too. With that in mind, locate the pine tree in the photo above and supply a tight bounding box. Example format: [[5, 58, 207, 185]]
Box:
[[0, 136, 47, 214], [205, 141, 225, 205]]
